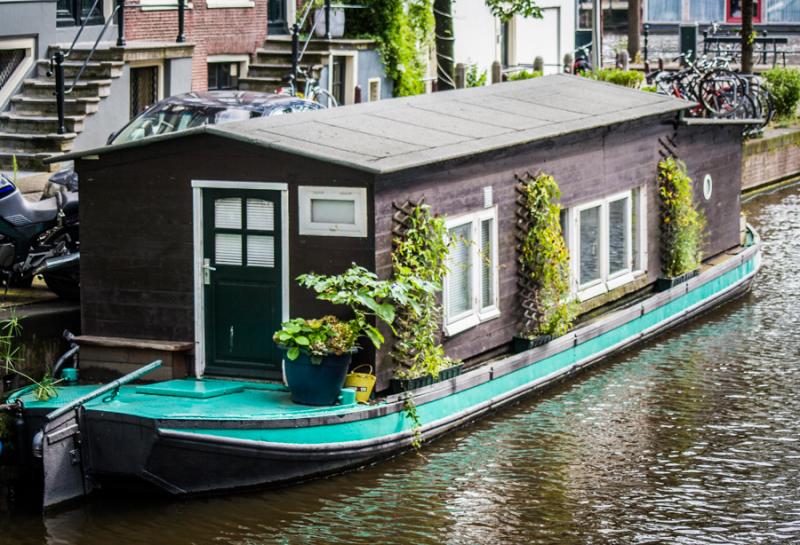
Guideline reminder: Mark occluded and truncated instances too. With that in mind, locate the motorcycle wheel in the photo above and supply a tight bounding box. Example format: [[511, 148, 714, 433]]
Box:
[[43, 269, 80, 301]]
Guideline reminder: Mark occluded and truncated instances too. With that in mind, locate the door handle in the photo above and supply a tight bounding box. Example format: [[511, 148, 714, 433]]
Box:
[[203, 258, 216, 285]]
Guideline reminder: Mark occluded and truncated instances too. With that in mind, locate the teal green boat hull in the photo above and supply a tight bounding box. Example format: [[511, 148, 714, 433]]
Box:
[[8, 240, 761, 506]]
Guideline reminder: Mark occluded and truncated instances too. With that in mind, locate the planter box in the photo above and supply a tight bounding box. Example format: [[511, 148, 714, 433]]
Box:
[[389, 364, 463, 394], [655, 269, 699, 292], [511, 334, 552, 354], [314, 7, 345, 38]]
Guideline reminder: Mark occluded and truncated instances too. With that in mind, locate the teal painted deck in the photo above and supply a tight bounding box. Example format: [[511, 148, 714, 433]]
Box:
[[15, 250, 758, 446]]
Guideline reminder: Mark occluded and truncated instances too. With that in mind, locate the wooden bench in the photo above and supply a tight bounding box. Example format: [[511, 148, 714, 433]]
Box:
[[75, 335, 195, 381]]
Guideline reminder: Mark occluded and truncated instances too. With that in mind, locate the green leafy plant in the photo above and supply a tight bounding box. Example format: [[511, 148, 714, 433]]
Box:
[[508, 69, 543, 81], [403, 394, 423, 449], [346, 0, 433, 96], [518, 173, 576, 338], [584, 68, 645, 89], [764, 67, 800, 120], [466, 64, 487, 87], [274, 264, 435, 361], [1, 316, 61, 401], [657, 158, 706, 278], [485, 0, 542, 21], [391, 203, 456, 380]]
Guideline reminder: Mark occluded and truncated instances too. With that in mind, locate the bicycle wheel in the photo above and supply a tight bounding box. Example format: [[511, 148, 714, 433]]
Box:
[[312, 88, 339, 108], [697, 69, 745, 116]]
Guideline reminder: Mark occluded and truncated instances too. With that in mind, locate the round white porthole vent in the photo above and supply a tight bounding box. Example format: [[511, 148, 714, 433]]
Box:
[[703, 174, 713, 200]]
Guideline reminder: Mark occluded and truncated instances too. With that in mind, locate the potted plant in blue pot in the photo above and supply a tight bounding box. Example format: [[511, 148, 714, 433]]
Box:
[[274, 264, 432, 406]]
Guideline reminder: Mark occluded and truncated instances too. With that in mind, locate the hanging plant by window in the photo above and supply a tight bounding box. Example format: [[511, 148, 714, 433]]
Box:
[[348, 0, 433, 96], [391, 200, 455, 379], [517, 172, 575, 338], [657, 158, 706, 278]]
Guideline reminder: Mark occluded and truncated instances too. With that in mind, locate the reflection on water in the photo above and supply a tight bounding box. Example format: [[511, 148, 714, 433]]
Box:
[[3, 186, 800, 545]]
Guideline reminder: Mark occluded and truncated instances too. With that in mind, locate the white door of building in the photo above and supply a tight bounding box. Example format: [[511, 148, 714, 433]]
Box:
[[514, 7, 561, 75]]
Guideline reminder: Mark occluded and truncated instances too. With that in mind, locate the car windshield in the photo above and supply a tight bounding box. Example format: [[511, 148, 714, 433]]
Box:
[[113, 102, 261, 144]]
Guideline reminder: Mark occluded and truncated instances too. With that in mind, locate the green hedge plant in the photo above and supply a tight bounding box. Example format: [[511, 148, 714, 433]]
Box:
[[764, 67, 800, 120], [508, 69, 543, 81], [582, 69, 644, 89], [657, 158, 706, 278], [518, 173, 575, 338]]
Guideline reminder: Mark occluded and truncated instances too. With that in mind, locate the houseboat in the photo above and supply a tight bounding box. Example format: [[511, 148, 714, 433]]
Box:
[[0, 75, 760, 509]]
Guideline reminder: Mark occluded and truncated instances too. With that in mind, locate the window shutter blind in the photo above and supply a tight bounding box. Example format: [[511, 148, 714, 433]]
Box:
[[215, 233, 242, 265], [481, 219, 493, 309], [447, 223, 473, 318], [247, 199, 274, 231], [247, 235, 275, 268], [215, 198, 242, 229]]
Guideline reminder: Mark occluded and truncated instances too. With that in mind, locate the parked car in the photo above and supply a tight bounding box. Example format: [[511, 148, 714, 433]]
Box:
[[45, 91, 323, 196]]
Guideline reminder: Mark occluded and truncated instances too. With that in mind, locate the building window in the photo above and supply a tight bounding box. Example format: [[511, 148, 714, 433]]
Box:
[[130, 65, 159, 118], [647, 0, 681, 21], [298, 186, 367, 237], [444, 207, 499, 336], [368, 78, 381, 101], [567, 188, 646, 301], [208, 62, 240, 90], [331, 56, 347, 105]]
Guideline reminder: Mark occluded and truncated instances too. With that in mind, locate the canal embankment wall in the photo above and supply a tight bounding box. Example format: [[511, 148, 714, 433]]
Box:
[[742, 127, 800, 192]]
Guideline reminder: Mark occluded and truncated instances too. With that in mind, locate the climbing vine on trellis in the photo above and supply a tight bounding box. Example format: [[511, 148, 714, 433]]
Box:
[[391, 199, 455, 379], [516, 172, 575, 338]]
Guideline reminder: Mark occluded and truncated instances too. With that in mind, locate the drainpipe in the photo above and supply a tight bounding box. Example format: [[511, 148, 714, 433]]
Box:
[[592, 0, 602, 69]]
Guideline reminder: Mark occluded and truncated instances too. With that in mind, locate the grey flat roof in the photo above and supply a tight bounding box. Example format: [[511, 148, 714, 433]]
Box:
[[55, 75, 691, 174]]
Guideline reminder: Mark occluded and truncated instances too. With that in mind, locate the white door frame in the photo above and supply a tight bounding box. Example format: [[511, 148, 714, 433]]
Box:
[[191, 180, 290, 378]]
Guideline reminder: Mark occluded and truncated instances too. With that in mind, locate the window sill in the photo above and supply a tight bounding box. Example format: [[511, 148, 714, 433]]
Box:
[[139, 1, 193, 11], [444, 308, 500, 337], [206, 0, 254, 8]]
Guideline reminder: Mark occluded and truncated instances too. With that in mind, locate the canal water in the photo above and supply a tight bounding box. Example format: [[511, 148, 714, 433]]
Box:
[[2, 185, 800, 545]]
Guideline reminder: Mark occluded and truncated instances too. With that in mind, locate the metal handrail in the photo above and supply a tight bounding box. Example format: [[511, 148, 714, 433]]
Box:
[[50, 3, 121, 135]]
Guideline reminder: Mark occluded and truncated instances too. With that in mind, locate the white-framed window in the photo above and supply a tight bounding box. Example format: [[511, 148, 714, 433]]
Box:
[[298, 186, 368, 237], [566, 188, 647, 301], [443, 207, 500, 336]]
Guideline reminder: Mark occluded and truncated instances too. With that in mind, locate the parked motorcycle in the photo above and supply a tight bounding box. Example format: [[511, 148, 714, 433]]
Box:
[[0, 173, 79, 300]]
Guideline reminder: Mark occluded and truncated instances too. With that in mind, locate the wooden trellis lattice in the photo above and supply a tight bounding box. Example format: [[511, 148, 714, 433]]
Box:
[[515, 175, 544, 334]]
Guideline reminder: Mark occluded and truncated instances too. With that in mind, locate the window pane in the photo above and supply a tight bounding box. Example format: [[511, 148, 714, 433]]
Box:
[[215, 198, 241, 229], [311, 199, 356, 224], [580, 206, 601, 285], [690, 0, 724, 21], [648, 0, 681, 21], [608, 198, 629, 275], [247, 235, 275, 268], [447, 223, 473, 318], [767, 0, 799, 21], [215, 233, 242, 265], [481, 219, 493, 309], [247, 199, 274, 231]]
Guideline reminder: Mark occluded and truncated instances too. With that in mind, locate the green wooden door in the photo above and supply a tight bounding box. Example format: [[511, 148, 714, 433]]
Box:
[[203, 189, 283, 379]]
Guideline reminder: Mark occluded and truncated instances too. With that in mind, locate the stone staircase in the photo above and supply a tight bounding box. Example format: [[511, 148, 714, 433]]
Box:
[[0, 45, 123, 172], [240, 36, 329, 93]]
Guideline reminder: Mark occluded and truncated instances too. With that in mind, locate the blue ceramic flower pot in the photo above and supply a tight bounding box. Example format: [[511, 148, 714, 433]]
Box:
[[281, 349, 353, 406]]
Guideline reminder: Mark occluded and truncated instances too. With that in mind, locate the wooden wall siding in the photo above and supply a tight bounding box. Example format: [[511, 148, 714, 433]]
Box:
[[371, 114, 742, 389], [79, 134, 375, 355], [675, 124, 743, 259]]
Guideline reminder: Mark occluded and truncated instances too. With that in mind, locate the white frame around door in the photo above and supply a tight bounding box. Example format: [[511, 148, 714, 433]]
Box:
[[191, 180, 290, 378]]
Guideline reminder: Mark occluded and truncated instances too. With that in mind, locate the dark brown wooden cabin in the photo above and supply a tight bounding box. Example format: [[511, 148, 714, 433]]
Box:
[[63, 75, 744, 389]]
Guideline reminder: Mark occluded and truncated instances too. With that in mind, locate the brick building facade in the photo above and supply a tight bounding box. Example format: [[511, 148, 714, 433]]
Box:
[[124, 0, 268, 91]]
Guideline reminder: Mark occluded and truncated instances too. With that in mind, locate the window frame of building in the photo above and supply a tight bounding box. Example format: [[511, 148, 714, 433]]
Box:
[[208, 61, 241, 90], [128, 61, 163, 120], [443, 206, 500, 337], [297, 186, 368, 237], [0, 38, 35, 109], [566, 188, 647, 301]]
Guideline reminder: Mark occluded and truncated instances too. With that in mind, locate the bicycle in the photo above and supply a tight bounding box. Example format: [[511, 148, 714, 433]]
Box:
[[277, 67, 338, 108]]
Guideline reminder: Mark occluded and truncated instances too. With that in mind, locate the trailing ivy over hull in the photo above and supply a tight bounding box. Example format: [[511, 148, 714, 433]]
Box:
[[657, 158, 706, 278], [516, 173, 575, 338], [391, 200, 455, 379]]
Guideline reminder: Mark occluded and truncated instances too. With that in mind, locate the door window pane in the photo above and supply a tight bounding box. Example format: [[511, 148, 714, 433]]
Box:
[[580, 206, 601, 285], [608, 197, 629, 275], [247, 199, 274, 231], [447, 223, 473, 318], [247, 235, 275, 268], [215, 233, 242, 265], [481, 219, 494, 309], [311, 199, 356, 224], [215, 198, 242, 229]]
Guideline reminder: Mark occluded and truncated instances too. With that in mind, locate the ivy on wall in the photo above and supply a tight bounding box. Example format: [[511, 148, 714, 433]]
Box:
[[657, 158, 706, 278], [348, 0, 434, 96]]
